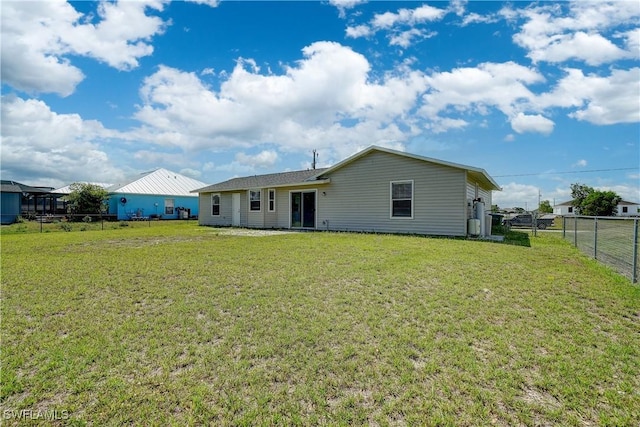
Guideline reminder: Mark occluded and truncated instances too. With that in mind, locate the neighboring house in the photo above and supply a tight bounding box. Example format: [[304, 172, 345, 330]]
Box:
[[0, 180, 55, 224], [553, 200, 575, 216], [554, 200, 640, 216], [107, 169, 206, 220], [1, 181, 23, 224], [617, 200, 640, 217], [195, 146, 501, 237]]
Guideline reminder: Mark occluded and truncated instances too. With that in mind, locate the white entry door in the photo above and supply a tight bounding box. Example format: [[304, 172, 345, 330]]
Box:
[[232, 193, 241, 226]]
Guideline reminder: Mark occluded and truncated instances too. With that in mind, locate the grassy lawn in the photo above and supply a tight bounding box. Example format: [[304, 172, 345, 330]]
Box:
[[1, 222, 639, 426]]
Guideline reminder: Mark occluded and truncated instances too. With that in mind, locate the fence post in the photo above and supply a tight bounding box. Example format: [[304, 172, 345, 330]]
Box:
[[633, 218, 638, 284], [574, 215, 578, 248], [594, 217, 598, 260], [562, 216, 566, 238]]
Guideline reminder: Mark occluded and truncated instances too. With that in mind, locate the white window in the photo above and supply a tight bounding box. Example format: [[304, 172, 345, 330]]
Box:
[[249, 190, 261, 211], [165, 198, 174, 215], [211, 194, 220, 216], [268, 189, 276, 212], [390, 180, 413, 219]]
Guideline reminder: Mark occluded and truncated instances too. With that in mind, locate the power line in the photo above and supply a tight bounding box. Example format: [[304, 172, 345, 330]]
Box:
[[494, 167, 638, 178]]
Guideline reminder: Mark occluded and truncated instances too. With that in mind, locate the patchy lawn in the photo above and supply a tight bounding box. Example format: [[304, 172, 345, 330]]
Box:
[[1, 223, 638, 426]]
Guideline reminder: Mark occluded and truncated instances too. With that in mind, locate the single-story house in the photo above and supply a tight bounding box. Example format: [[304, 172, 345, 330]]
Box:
[[195, 146, 501, 236], [554, 199, 640, 216], [553, 200, 575, 216], [618, 200, 640, 216], [0, 180, 55, 224], [107, 168, 207, 220]]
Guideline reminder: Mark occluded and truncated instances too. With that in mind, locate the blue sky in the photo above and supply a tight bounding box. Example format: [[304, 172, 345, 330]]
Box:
[[1, 0, 638, 209]]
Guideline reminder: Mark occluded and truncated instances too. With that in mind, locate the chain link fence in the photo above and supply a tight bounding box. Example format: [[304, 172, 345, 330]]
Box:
[[562, 216, 639, 283]]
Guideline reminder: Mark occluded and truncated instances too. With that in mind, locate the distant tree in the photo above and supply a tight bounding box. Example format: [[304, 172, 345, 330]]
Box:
[[513, 207, 526, 213], [66, 183, 109, 216], [570, 183, 621, 216], [491, 204, 500, 213], [581, 190, 621, 216], [539, 200, 553, 214], [570, 183, 593, 213]]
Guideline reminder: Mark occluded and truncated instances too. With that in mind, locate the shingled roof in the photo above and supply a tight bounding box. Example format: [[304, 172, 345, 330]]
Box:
[[194, 168, 328, 193], [0, 180, 53, 195]]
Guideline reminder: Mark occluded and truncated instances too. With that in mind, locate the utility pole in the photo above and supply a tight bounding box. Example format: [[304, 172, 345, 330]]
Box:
[[538, 189, 542, 211]]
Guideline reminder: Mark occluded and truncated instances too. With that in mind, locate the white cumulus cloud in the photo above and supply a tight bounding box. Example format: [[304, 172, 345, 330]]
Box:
[[346, 25, 374, 39], [1, 0, 168, 96], [346, 4, 447, 48], [133, 42, 429, 158], [235, 150, 279, 169], [421, 61, 544, 119], [536, 68, 640, 125], [493, 182, 541, 210], [512, 1, 640, 65], [0, 95, 124, 187], [511, 113, 555, 135], [329, 0, 368, 18]]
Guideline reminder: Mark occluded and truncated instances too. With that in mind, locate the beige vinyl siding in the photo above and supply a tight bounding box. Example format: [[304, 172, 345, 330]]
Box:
[[198, 192, 233, 226], [197, 192, 250, 227], [277, 188, 291, 228], [264, 189, 277, 228], [264, 207, 278, 228], [247, 189, 264, 228], [318, 150, 468, 236]]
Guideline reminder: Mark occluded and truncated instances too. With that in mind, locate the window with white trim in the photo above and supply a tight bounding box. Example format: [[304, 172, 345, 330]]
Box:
[[268, 189, 276, 212], [250, 190, 261, 211], [165, 198, 174, 215], [211, 194, 220, 216], [390, 180, 413, 218]]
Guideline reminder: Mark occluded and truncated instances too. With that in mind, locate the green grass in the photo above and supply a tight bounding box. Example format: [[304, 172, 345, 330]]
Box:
[[1, 218, 161, 234], [1, 223, 639, 426]]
